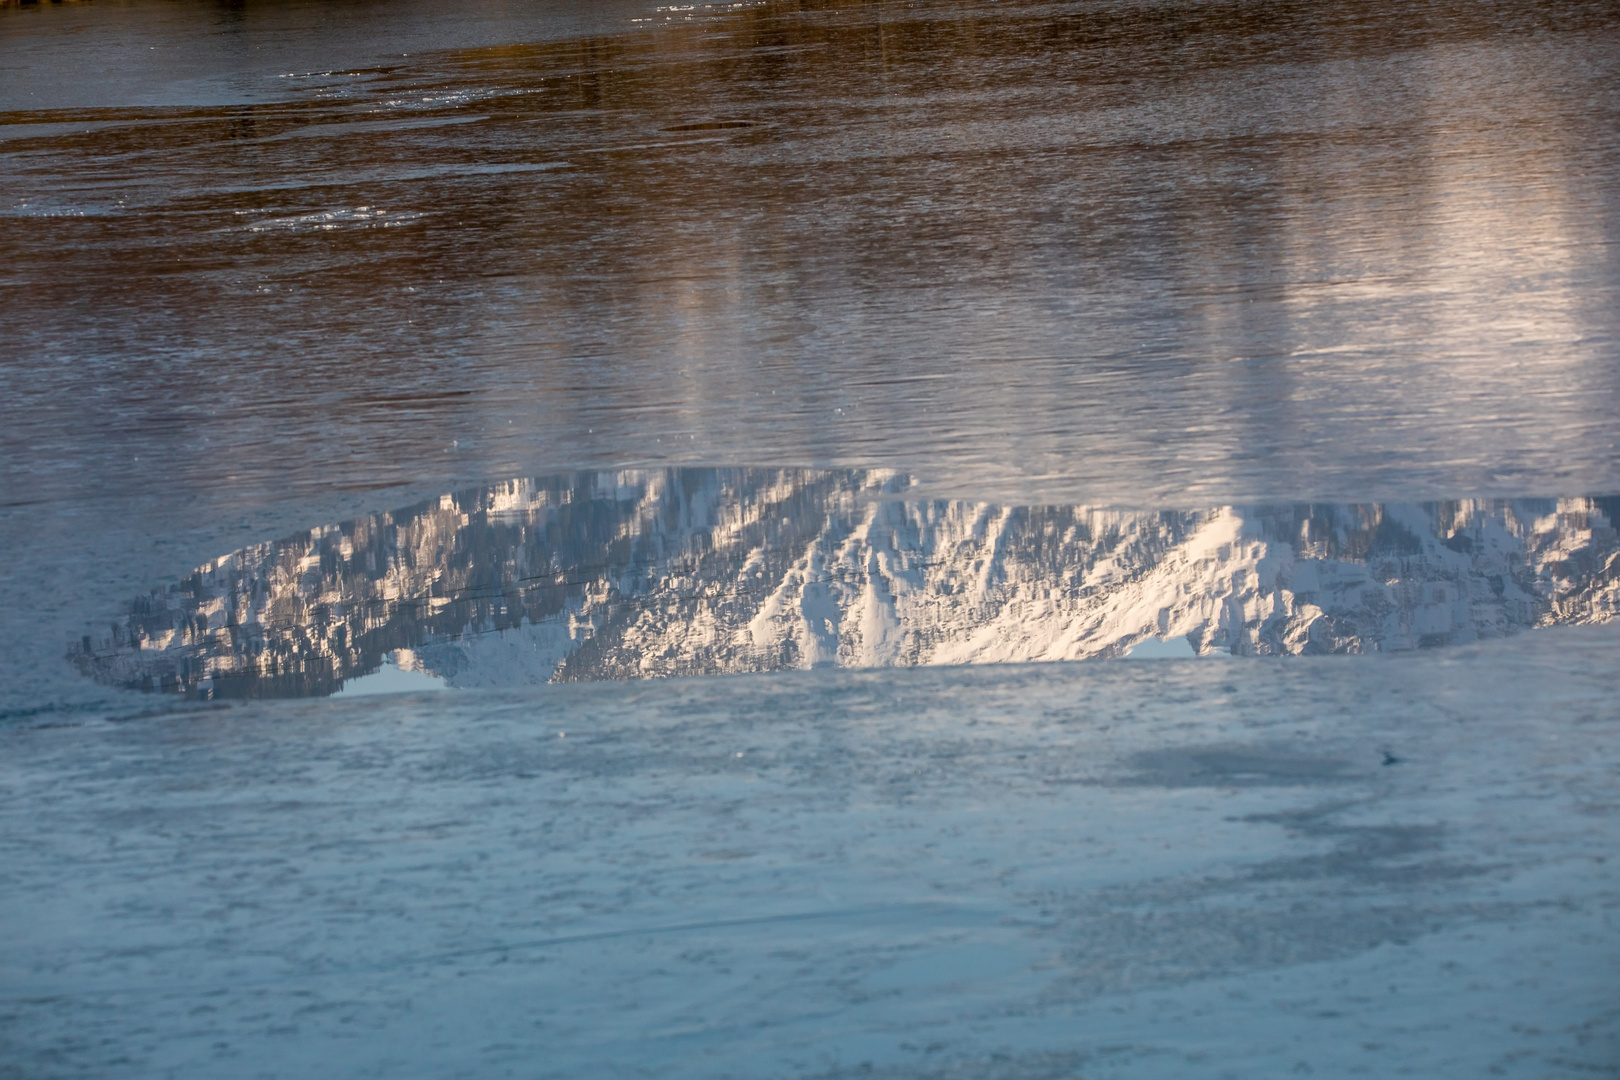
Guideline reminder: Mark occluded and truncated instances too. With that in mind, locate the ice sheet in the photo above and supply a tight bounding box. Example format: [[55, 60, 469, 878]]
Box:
[[3, 627, 1617, 1078]]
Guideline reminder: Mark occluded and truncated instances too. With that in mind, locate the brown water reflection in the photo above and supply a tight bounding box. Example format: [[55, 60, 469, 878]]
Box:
[[74, 470, 1620, 697], [3, 0, 1618, 512]]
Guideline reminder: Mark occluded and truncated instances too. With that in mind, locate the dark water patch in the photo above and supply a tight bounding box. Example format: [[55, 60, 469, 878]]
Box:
[[1122, 746, 1358, 788], [661, 119, 767, 131]]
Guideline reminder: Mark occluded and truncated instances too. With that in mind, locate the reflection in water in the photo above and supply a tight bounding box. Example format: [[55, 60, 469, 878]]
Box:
[[75, 470, 1620, 698]]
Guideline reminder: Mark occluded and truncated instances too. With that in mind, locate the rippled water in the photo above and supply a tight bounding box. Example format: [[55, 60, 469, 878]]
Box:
[[4, 0, 1619, 515]]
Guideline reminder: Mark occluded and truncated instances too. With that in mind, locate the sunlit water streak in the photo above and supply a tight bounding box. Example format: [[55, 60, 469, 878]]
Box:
[[3, 0, 1618, 515]]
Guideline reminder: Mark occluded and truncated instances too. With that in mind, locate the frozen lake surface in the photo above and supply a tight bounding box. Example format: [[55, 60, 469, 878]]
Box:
[[2, 0, 1618, 1076], [5, 629, 1619, 1078]]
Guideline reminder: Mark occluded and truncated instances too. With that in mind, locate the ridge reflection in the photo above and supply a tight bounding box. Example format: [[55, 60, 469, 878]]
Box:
[[75, 469, 1620, 698]]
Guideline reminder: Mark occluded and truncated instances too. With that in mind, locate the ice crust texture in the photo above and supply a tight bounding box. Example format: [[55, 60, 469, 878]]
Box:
[[5, 628, 1619, 1079]]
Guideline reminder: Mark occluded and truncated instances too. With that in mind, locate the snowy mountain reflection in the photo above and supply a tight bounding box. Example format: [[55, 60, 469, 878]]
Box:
[[76, 470, 1620, 699]]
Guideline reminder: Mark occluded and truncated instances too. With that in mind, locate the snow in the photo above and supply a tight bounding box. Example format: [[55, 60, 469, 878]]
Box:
[[331, 651, 448, 697]]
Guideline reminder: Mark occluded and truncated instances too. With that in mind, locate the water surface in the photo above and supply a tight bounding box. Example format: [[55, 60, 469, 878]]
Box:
[[4, 0, 1618, 517], [78, 470, 1620, 697], [4, 4, 1620, 1078]]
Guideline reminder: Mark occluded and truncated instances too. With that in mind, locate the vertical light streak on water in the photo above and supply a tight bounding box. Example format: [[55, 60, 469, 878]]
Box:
[[0, 0, 1616, 514]]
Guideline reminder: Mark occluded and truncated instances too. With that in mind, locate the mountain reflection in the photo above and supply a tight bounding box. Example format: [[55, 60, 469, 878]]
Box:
[[75, 470, 1619, 698]]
